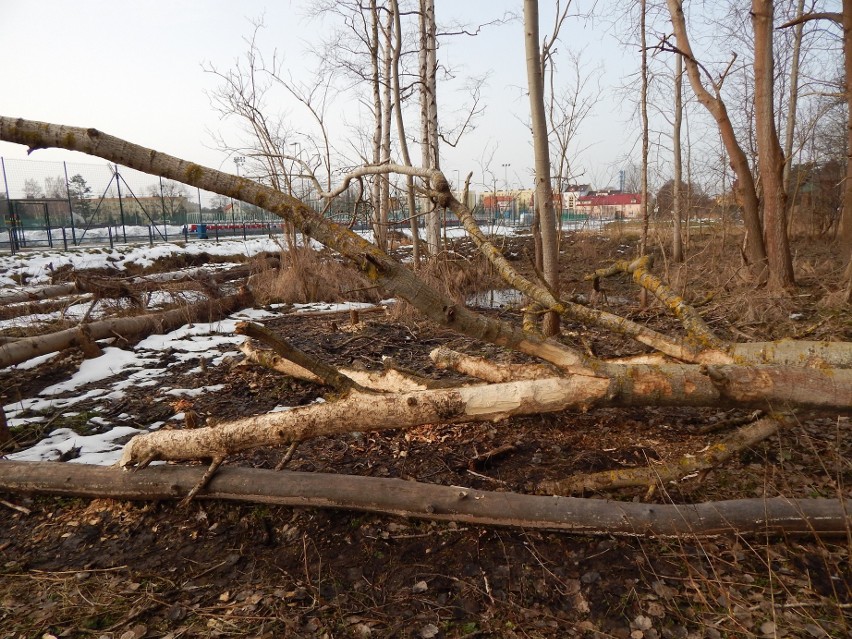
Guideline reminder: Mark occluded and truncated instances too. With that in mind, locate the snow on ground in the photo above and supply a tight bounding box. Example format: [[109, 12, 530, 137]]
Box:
[[0, 223, 543, 467], [3, 301, 392, 465], [0, 233, 290, 287]]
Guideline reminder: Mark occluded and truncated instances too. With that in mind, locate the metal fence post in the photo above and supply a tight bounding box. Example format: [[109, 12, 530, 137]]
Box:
[[61, 226, 68, 251], [44, 202, 53, 249], [108, 226, 114, 249], [115, 166, 127, 243], [63, 161, 78, 246]]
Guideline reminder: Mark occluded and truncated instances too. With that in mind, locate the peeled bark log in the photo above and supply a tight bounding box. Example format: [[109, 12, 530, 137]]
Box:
[[239, 341, 439, 392], [119, 365, 851, 468], [431, 346, 558, 381], [0, 461, 847, 538], [0, 289, 254, 368]]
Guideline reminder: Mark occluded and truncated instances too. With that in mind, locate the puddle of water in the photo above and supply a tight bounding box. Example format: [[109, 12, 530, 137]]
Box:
[[467, 289, 525, 309]]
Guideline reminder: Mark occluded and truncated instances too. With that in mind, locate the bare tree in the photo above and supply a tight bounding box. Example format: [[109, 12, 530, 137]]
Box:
[[672, 53, 684, 262], [390, 0, 423, 266], [752, 0, 795, 289], [779, 3, 852, 288], [22, 178, 43, 199], [419, 0, 441, 255], [639, 0, 651, 307], [665, 0, 769, 282], [43, 175, 68, 200], [525, 0, 562, 336]]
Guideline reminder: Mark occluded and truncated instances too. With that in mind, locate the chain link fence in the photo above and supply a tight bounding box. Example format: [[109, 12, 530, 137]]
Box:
[[0, 157, 303, 253]]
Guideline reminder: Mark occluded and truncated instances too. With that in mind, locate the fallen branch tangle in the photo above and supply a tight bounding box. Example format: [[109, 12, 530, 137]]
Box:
[[1, 117, 850, 536]]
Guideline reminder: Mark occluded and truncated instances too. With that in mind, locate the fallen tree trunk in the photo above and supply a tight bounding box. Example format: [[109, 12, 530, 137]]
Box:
[[0, 282, 78, 305], [0, 461, 846, 537], [119, 365, 851, 467], [0, 293, 94, 321], [0, 288, 254, 368]]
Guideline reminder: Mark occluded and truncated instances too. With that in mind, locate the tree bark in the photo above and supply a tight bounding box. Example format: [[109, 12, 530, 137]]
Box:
[[0, 288, 254, 368], [666, 0, 769, 280], [369, 0, 387, 251], [752, 0, 795, 289], [672, 54, 684, 263], [841, 0, 852, 274], [524, 0, 560, 336], [0, 461, 847, 538], [118, 365, 851, 468], [419, 0, 441, 255], [390, 0, 422, 267]]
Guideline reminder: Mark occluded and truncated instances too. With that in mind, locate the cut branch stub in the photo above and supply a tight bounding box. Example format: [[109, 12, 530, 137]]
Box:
[[235, 321, 360, 393]]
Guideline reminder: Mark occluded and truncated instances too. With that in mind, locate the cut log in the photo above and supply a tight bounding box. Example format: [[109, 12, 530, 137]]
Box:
[[0, 282, 78, 305], [0, 294, 94, 321], [0, 461, 847, 538], [0, 288, 254, 368], [118, 365, 851, 468], [239, 341, 438, 392]]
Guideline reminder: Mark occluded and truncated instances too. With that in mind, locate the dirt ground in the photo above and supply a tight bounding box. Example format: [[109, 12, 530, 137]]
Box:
[[1, 227, 850, 638]]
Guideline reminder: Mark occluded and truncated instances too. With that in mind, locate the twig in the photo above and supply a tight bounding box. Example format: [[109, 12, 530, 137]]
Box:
[[0, 499, 31, 515]]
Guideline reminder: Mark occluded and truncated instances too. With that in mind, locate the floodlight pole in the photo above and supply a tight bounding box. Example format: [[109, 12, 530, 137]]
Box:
[[234, 157, 245, 226]]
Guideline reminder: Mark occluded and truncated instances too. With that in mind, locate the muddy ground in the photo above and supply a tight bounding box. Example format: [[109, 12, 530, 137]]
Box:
[[0, 228, 850, 638]]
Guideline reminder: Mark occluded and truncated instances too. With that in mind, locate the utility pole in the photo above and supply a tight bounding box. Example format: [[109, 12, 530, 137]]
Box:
[[234, 156, 245, 224], [502, 163, 511, 223]]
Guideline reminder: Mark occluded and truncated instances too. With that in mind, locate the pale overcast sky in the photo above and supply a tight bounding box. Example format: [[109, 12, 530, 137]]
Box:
[[0, 1, 640, 193]]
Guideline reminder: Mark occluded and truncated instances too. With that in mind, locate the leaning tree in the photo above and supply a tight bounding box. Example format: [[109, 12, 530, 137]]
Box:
[[0, 116, 850, 536]]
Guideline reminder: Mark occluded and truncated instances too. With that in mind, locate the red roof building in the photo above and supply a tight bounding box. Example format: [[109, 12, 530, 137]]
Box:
[[576, 193, 643, 219]]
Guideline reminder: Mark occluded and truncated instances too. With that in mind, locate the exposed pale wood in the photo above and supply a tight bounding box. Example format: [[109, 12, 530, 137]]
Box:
[[118, 364, 851, 468], [236, 321, 359, 392], [239, 341, 437, 392], [0, 461, 848, 537], [430, 346, 557, 381]]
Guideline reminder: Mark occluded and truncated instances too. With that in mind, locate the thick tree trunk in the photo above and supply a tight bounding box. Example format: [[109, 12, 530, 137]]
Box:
[[752, 0, 795, 289], [0, 462, 848, 538], [672, 54, 684, 263], [666, 0, 769, 280], [841, 0, 852, 272], [419, 0, 441, 255], [118, 365, 851, 468], [0, 288, 254, 368], [390, 0, 421, 267], [524, 0, 560, 336]]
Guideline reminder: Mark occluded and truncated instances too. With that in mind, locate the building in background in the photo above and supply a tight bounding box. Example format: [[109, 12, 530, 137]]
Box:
[[576, 192, 643, 219]]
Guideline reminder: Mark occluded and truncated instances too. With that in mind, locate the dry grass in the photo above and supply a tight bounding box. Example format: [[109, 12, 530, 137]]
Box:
[[387, 247, 507, 323], [249, 246, 382, 306]]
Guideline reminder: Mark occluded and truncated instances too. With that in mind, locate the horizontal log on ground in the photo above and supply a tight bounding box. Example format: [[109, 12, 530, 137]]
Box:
[[0, 461, 847, 538], [0, 282, 78, 305], [118, 365, 852, 467], [0, 294, 94, 321], [0, 289, 254, 368]]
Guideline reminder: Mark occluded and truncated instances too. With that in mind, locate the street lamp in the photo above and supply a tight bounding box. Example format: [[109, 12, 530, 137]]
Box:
[[234, 156, 245, 225], [501, 163, 511, 222]]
